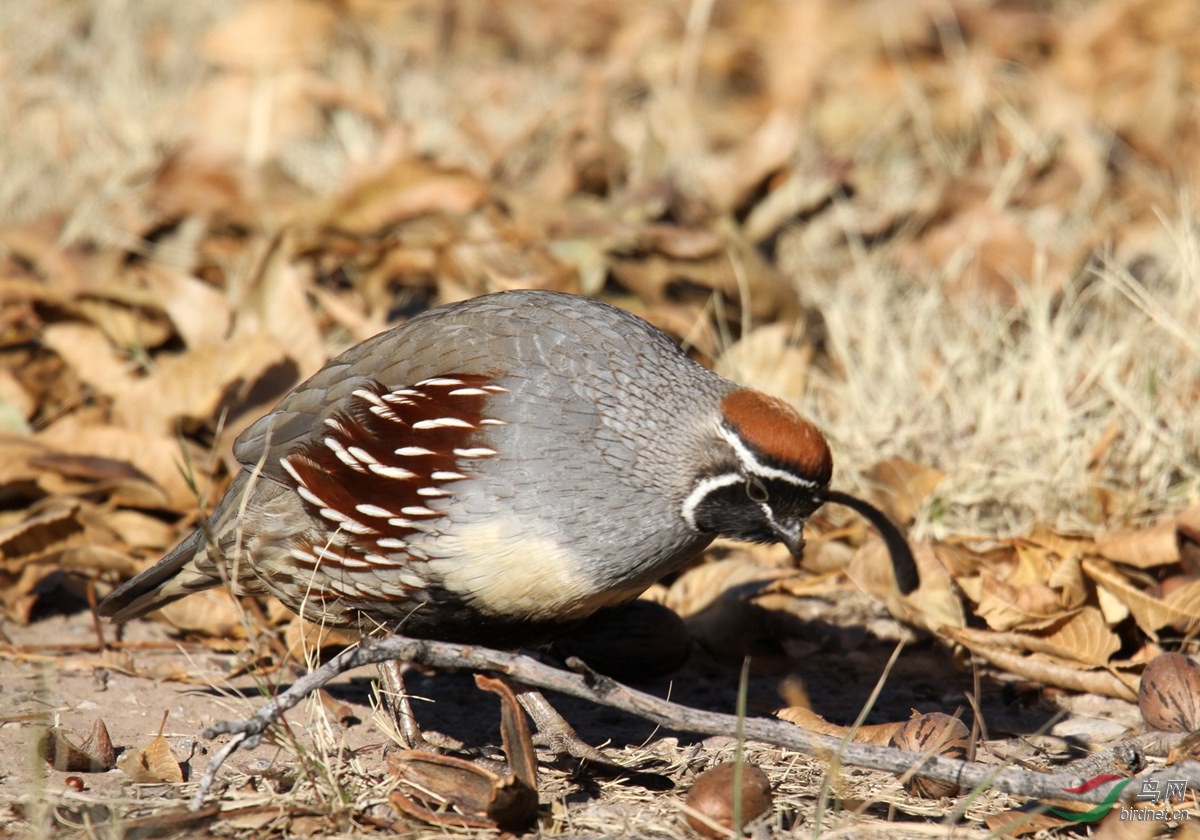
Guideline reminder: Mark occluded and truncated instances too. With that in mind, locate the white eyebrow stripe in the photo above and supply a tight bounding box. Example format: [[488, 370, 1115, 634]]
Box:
[[718, 425, 819, 488], [680, 472, 742, 530]]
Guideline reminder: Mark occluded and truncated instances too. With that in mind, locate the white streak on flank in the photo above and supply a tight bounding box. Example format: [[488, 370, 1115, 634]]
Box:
[[393, 389, 421, 397], [382, 395, 414, 406], [418, 378, 465, 387], [297, 485, 327, 508], [355, 503, 394, 518], [401, 505, 439, 517], [431, 470, 467, 481], [479, 418, 507, 426], [413, 417, 473, 430], [369, 405, 398, 420], [352, 388, 385, 406], [453, 447, 496, 458], [395, 446, 435, 457], [368, 463, 416, 480], [347, 446, 377, 464], [375, 537, 409, 549], [324, 437, 367, 472], [363, 553, 397, 566], [323, 576, 362, 597], [312, 544, 343, 562], [448, 387, 488, 396], [323, 418, 349, 435], [338, 555, 372, 569], [680, 472, 742, 530], [280, 457, 305, 485], [330, 515, 376, 535], [387, 517, 416, 529], [718, 424, 819, 488], [483, 385, 509, 393], [289, 547, 318, 563], [397, 569, 427, 588], [417, 487, 449, 497]]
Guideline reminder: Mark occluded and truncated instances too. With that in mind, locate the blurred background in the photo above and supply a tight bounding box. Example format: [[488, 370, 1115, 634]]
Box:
[[3, 1, 1200, 832]]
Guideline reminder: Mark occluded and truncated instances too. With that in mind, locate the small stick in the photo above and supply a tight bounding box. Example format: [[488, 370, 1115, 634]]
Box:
[[190, 635, 1199, 809]]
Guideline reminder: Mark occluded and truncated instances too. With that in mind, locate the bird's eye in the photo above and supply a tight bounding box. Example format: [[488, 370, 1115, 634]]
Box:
[[745, 477, 769, 503]]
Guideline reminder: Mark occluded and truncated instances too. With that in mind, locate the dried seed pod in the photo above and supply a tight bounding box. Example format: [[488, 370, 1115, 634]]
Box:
[[889, 713, 970, 798], [1138, 653, 1200, 733], [684, 761, 772, 838]]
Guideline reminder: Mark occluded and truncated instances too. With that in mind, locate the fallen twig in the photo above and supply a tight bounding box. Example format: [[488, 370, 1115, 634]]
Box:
[[192, 635, 1200, 812]]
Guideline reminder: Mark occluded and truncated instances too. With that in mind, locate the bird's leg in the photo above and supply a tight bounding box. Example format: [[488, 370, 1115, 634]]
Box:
[[377, 659, 432, 750], [505, 678, 611, 763]]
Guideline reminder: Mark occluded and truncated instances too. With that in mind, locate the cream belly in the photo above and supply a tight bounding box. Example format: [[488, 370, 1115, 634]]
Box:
[[427, 520, 642, 621]]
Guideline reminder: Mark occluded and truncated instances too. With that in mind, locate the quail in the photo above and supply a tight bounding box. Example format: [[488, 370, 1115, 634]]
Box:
[[98, 290, 917, 751]]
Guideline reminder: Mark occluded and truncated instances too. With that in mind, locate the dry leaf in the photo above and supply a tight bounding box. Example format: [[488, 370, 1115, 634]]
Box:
[[775, 705, 902, 746], [114, 333, 291, 435], [1083, 558, 1200, 637], [41, 322, 136, 398], [326, 158, 488, 234], [200, 0, 337, 70], [1095, 507, 1200, 569], [862, 457, 946, 526], [35, 423, 198, 511], [846, 540, 965, 633], [715, 324, 813, 407], [944, 626, 1138, 700], [118, 710, 185, 784], [1029, 607, 1121, 668], [157, 589, 248, 639]]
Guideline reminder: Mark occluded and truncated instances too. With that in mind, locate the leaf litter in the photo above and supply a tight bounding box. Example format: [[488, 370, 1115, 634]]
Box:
[[2, 0, 1200, 836]]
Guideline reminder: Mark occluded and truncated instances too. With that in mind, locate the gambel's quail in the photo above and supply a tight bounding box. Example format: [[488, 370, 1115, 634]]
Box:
[[98, 290, 917, 749]]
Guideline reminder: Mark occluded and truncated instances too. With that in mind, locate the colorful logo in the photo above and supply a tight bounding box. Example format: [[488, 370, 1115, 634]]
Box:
[[1046, 775, 1133, 823]]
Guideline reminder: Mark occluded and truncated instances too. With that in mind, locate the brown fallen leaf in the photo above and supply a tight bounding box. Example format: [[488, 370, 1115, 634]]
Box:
[[846, 540, 965, 634], [775, 705, 903, 746], [118, 710, 185, 784], [862, 457, 946, 527], [1095, 506, 1200, 569], [943, 626, 1138, 701], [1084, 558, 1200, 638]]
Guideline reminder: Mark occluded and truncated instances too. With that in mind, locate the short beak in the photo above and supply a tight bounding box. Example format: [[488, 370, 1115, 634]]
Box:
[[777, 524, 807, 560]]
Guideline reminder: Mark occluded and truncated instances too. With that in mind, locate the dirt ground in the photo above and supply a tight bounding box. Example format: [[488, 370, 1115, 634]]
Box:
[[0, 585, 1147, 838]]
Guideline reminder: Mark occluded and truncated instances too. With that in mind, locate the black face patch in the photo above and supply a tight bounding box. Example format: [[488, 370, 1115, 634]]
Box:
[[690, 473, 823, 548]]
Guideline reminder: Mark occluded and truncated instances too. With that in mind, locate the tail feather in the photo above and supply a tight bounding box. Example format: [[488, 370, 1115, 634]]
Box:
[[97, 529, 223, 622]]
